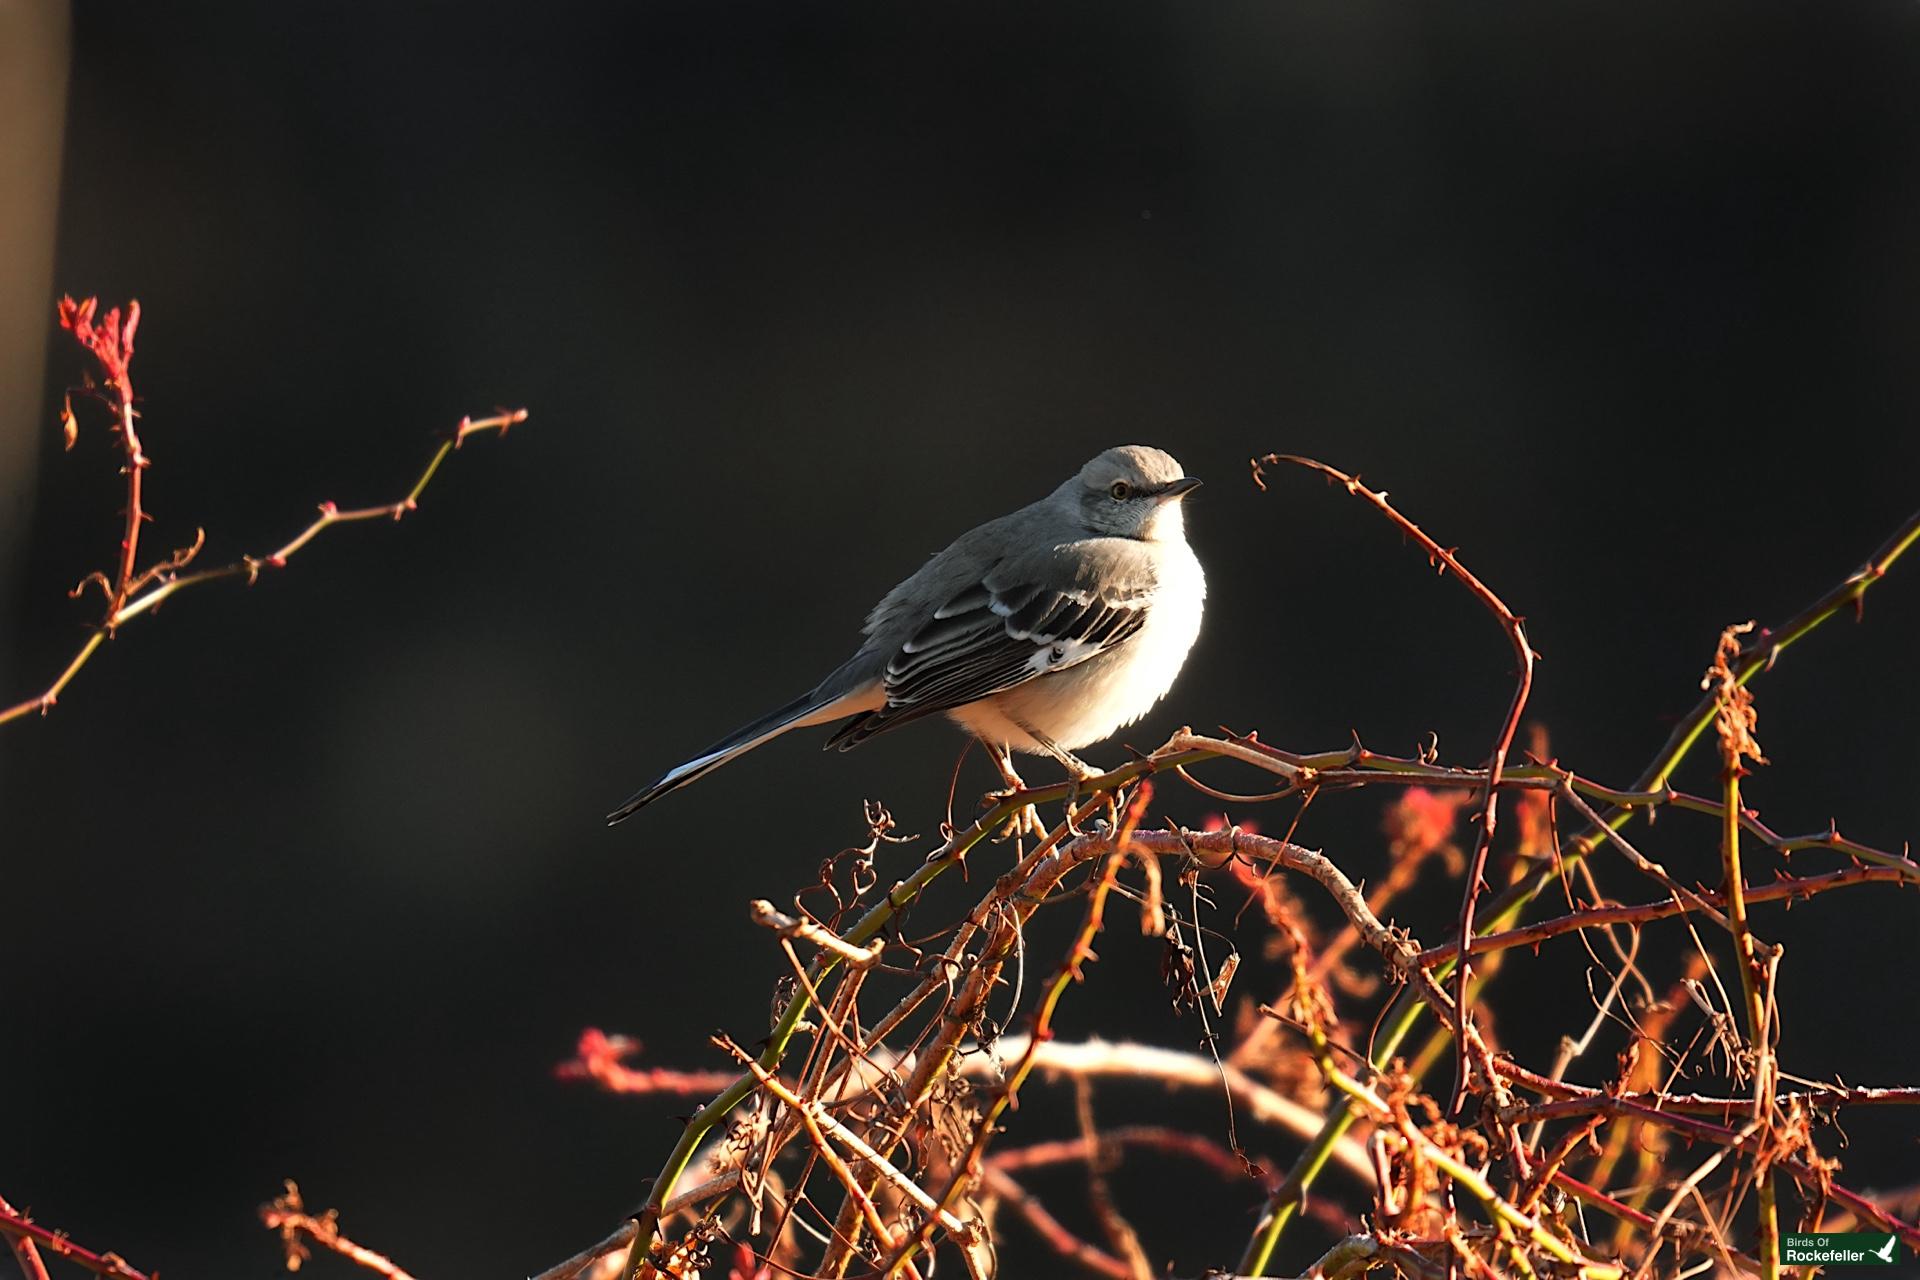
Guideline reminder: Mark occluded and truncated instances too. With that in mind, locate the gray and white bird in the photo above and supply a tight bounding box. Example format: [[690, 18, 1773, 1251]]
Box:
[[606, 445, 1206, 824]]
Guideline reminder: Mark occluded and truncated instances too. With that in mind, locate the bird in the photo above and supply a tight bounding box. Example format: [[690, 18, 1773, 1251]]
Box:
[[605, 445, 1206, 825]]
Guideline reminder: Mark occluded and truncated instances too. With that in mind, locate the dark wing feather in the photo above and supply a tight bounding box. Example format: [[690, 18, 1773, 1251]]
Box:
[[824, 576, 1146, 751]]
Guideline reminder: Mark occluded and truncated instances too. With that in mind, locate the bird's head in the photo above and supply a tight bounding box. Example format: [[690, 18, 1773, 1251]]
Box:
[[1066, 445, 1201, 542]]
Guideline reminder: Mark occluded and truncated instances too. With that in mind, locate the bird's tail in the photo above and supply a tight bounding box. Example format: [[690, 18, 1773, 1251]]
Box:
[[605, 682, 878, 825]]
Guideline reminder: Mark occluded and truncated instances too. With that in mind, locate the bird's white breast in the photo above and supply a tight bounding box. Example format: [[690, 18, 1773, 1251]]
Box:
[[953, 539, 1206, 753]]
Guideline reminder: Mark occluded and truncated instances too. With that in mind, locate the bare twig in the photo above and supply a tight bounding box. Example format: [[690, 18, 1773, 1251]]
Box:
[[961, 1035, 1369, 1180], [751, 900, 887, 968], [1495, 1082, 1920, 1250], [1501, 1071, 1920, 1120], [0, 1197, 148, 1280], [1416, 864, 1910, 966], [1314, 1058, 1623, 1279], [260, 1181, 419, 1280], [1, 399, 525, 727], [531, 1221, 639, 1280], [0, 1217, 146, 1280], [988, 1124, 1265, 1183], [723, 1038, 975, 1242], [977, 1166, 1134, 1280]]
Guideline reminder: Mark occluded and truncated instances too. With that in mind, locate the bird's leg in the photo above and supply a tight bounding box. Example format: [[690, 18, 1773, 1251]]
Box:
[[984, 738, 1027, 791], [1026, 730, 1101, 835], [981, 738, 1046, 840], [1039, 741, 1100, 782]]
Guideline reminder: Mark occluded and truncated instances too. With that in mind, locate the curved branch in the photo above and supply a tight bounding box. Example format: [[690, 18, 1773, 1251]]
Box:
[[1255, 453, 1536, 1110]]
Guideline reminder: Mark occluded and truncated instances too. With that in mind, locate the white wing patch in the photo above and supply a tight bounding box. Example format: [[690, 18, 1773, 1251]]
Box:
[[1026, 634, 1100, 675]]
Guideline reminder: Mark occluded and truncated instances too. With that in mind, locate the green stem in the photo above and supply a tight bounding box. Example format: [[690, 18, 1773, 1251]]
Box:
[[1722, 752, 1779, 1278]]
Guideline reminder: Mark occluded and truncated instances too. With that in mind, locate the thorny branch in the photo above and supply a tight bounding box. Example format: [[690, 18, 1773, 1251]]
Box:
[[0, 1196, 148, 1280], [0, 1193, 49, 1280], [1416, 864, 1912, 966], [1253, 454, 1538, 1115]]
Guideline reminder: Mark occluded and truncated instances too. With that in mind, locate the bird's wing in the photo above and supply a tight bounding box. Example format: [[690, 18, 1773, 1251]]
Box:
[[826, 539, 1156, 749]]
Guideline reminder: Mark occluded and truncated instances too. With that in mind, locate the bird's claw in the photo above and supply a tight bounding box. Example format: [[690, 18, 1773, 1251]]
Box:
[[1060, 775, 1088, 836], [984, 787, 1048, 840], [1054, 750, 1105, 836]]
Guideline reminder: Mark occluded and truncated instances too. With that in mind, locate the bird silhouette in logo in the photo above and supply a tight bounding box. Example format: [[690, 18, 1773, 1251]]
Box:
[[1870, 1235, 1897, 1263]]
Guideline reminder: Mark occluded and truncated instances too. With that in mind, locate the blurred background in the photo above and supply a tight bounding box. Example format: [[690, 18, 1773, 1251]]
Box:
[[4, 2, 1919, 1275]]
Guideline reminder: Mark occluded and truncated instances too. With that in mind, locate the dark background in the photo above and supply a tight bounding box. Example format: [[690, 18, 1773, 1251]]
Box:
[[4, 3, 1920, 1276]]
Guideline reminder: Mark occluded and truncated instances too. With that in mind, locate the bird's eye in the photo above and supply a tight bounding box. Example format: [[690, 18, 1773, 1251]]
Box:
[[1109, 481, 1131, 501]]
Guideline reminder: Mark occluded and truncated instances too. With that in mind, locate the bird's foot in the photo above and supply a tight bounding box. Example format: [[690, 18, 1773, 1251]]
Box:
[[979, 740, 1048, 840], [1060, 752, 1102, 784], [983, 739, 1029, 791], [1062, 766, 1115, 836], [984, 786, 1049, 841], [1060, 780, 1087, 836], [1035, 739, 1102, 836], [1029, 732, 1100, 785]]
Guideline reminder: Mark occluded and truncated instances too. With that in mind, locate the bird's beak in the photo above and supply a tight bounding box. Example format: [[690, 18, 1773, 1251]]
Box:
[[1157, 477, 1202, 501]]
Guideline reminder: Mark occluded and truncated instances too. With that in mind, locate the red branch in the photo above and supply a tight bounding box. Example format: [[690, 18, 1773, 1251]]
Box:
[[1502, 1051, 1920, 1117], [1549, 1171, 1759, 1268], [1509, 1084, 1920, 1123], [988, 1125, 1266, 1187], [1496, 1076, 1920, 1248], [1416, 865, 1912, 965], [978, 1166, 1134, 1280], [0, 1196, 150, 1280], [57, 296, 146, 618], [555, 1029, 740, 1095], [0, 1194, 49, 1280]]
